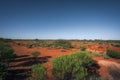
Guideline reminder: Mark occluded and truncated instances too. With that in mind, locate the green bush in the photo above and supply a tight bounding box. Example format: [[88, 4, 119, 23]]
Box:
[[111, 43, 120, 47], [31, 51, 41, 58], [52, 52, 93, 80], [31, 64, 47, 80], [80, 46, 86, 51], [106, 49, 120, 59], [52, 40, 72, 49], [26, 43, 33, 48], [0, 62, 7, 80], [0, 40, 16, 79], [0, 41, 16, 62]]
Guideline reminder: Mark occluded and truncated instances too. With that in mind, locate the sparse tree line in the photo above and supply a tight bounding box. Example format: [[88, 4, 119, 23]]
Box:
[[26, 40, 72, 49]]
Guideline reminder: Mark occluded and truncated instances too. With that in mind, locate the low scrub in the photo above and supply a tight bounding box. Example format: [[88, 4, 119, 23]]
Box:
[[0, 40, 16, 79], [80, 46, 86, 51], [31, 51, 41, 58], [52, 40, 72, 49], [111, 43, 120, 47], [26, 43, 33, 48], [0, 62, 7, 80], [106, 49, 120, 59], [31, 51, 41, 62], [52, 52, 94, 80], [30, 64, 47, 80]]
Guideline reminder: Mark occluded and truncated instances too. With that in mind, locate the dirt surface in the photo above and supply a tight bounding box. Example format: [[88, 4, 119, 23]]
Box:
[[98, 60, 120, 80]]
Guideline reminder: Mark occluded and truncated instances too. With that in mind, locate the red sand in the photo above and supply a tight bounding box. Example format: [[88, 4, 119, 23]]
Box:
[[9, 41, 120, 80]]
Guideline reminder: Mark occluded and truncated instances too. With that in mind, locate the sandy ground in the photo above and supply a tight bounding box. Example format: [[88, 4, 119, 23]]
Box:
[[98, 60, 120, 80]]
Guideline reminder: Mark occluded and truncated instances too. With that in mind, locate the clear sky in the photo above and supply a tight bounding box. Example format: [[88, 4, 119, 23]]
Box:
[[0, 0, 120, 40]]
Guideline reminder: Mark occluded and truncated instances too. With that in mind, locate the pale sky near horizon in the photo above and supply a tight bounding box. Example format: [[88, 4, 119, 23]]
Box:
[[0, 0, 120, 40]]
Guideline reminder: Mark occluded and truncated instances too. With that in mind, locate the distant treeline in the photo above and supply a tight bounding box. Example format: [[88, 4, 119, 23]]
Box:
[[0, 38, 120, 43]]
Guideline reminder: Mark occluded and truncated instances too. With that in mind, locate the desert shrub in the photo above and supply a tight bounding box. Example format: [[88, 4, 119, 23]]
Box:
[[31, 51, 41, 58], [60, 49, 66, 52], [0, 41, 16, 62], [0, 47, 15, 62], [52, 40, 72, 49], [92, 52, 102, 57], [26, 43, 33, 48], [52, 52, 94, 80], [32, 40, 51, 47], [111, 43, 120, 47], [0, 40, 16, 79], [31, 64, 47, 80], [80, 46, 86, 51], [31, 51, 41, 62], [106, 49, 120, 59], [0, 62, 7, 80], [102, 54, 109, 59]]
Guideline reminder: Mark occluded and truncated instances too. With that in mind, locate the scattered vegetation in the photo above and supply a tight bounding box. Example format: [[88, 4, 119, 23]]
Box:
[[106, 49, 120, 59], [52, 40, 72, 49]]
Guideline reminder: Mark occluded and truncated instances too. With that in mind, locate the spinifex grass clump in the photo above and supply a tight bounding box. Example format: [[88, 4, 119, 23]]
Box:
[[52, 52, 94, 80], [52, 40, 72, 49], [30, 64, 47, 80], [106, 49, 120, 59]]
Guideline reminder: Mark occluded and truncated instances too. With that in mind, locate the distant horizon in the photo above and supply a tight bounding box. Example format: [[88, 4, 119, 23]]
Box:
[[0, 0, 120, 40], [0, 37, 120, 41]]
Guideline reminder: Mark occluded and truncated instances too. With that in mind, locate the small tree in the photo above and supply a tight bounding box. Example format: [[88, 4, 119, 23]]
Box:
[[30, 64, 47, 80], [31, 51, 41, 62]]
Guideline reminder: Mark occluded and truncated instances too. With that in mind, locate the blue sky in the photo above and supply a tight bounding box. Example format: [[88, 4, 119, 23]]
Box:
[[0, 0, 120, 40]]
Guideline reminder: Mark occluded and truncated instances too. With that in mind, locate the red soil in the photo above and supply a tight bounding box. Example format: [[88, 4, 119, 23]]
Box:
[[9, 41, 120, 80]]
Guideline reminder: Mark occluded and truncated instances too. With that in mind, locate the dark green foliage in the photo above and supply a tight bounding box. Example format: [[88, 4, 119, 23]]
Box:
[[106, 49, 120, 59], [0, 41, 16, 62], [0, 62, 7, 80], [0, 40, 16, 79], [26, 43, 33, 48], [80, 46, 86, 51], [52, 52, 93, 80], [31, 64, 47, 80], [111, 43, 120, 47], [52, 40, 72, 49]]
